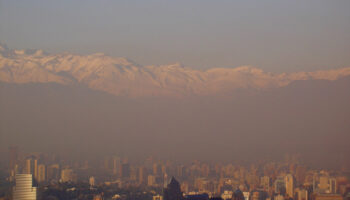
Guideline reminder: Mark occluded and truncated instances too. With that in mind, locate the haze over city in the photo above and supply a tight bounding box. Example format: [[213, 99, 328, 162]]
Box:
[[0, 1, 350, 200]]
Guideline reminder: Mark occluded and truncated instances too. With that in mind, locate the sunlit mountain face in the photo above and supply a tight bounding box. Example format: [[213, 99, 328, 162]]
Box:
[[1, 44, 349, 98]]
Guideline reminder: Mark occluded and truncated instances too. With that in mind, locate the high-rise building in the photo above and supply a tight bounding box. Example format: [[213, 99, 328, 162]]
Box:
[[318, 176, 329, 191], [329, 178, 336, 194], [13, 174, 37, 200], [104, 156, 111, 171], [285, 174, 294, 198], [297, 189, 308, 200], [37, 164, 45, 183], [163, 177, 183, 200], [47, 164, 60, 181], [314, 175, 338, 194], [295, 166, 306, 185], [33, 159, 38, 181], [148, 175, 156, 187], [161, 164, 167, 175], [121, 163, 131, 178], [61, 169, 74, 182], [113, 156, 121, 176], [275, 177, 285, 195], [139, 166, 145, 185], [25, 159, 32, 174], [260, 176, 270, 191], [130, 166, 138, 181], [153, 163, 159, 176], [164, 173, 169, 188], [181, 181, 189, 194], [177, 165, 184, 178], [24, 158, 38, 178]]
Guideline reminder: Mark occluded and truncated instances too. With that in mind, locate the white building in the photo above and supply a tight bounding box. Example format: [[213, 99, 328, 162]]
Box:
[[13, 174, 37, 200]]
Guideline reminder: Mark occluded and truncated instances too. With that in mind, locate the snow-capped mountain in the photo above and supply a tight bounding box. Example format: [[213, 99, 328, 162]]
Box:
[[1, 44, 350, 97]]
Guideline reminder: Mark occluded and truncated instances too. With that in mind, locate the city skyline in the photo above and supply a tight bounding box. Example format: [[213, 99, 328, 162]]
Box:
[[1, 146, 349, 200]]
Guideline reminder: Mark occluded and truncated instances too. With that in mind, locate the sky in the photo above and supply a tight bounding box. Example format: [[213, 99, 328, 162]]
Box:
[[1, 0, 350, 72]]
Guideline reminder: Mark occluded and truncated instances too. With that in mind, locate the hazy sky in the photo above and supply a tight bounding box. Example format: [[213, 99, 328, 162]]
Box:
[[1, 0, 350, 72]]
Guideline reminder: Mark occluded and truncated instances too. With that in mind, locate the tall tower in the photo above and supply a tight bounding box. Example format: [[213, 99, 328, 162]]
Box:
[[13, 174, 37, 200], [163, 177, 183, 200], [113, 156, 121, 176], [275, 176, 285, 194], [33, 159, 38, 181], [121, 163, 130, 178], [285, 174, 294, 198], [25, 159, 32, 174], [139, 166, 145, 185], [329, 178, 337, 194], [37, 164, 46, 183], [313, 173, 317, 193], [153, 163, 159, 176], [104, 156, 110, 172]]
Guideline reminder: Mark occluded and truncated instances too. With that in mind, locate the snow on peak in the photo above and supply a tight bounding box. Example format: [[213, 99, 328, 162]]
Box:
[[1, 45, 350, 97]]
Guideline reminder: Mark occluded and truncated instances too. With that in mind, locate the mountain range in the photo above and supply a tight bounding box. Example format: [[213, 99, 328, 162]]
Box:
[[1, 44, 350, 97]]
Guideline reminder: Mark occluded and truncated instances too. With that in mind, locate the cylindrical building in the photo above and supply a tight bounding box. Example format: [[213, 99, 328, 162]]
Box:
[[13, 174, 37, 200]]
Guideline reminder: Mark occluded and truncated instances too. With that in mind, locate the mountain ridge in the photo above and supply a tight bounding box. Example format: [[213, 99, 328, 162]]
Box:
[[1, 44, 350, 97]]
